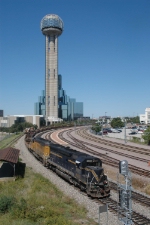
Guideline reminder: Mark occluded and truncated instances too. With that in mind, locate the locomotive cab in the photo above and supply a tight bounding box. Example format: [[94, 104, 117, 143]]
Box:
[[86, 166, 108, 187], [86, 166, 110, 197], [75, 156, 110, 198], [75, 156, 102, 168]]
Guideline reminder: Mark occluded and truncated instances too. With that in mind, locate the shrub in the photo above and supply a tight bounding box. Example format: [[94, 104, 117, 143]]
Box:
[[11, 198, 27, 219], [132, 137, 141, 143], [142, 127, 150, 145], [0, 196, 16, 214], [44, 216, 72, 225]]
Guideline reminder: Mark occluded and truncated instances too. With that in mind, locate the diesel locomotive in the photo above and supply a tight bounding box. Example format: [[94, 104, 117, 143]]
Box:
[[25, 134, 110, 198]]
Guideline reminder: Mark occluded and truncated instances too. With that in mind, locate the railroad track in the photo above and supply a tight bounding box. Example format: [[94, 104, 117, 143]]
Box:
[[57, 130, 150, 178], [72, 130, 148, 163], [46, 129, 150, 207], [69, 181, 150, 225], [98, 198, 150, 225], [80, 127, 150, 156], [45, 129, 150, 225], [109, 181, 150, 208], [0, 133, 24, 149]]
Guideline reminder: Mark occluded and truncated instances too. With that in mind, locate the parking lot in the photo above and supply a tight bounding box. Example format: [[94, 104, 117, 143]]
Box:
[[103, 128, 144, 142]]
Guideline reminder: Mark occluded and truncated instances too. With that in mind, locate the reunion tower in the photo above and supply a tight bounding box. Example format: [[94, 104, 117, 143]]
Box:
[[40, 14, 64, 122]]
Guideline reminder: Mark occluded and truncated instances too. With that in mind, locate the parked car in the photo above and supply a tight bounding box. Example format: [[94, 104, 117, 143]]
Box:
[[106, 129, 112, 133], [111, 129, 120, 133], [129, 131, 137, 135], [131, 126, 137, 129], [131, 129, 138, 133], [138, 131, 143, 134], [116, 128, 122, 132], [103, 128, 112, 133], [97, 130, 108, 135], [103, 130, 108, 134]]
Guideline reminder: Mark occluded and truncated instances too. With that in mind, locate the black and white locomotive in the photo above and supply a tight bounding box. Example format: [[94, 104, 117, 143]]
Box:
[[25, 134, 110, 198]]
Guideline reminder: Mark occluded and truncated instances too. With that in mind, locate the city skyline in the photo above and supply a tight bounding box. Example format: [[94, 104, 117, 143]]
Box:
[[0, 0, 150, 118]]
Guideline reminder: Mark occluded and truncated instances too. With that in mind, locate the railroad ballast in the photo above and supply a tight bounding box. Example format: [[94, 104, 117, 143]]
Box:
[[25, 131, 110, 198]]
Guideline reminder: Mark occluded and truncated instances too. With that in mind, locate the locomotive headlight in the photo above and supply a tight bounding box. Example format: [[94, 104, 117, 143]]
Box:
[[94, 183, 99, 189], [94, 182, 98, 187], [104, 180, 108, 185]]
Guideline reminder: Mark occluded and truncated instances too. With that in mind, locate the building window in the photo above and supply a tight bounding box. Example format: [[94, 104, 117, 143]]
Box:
[[54, 69, 55, 78], [54, 96, 55, 106], [54, 36, 55, 52], [48, 69, 50, 79], [48, 36, 50, 52]]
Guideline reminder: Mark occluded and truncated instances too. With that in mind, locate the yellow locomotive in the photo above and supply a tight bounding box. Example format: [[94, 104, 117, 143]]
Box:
[[26, 137, 50, 166]]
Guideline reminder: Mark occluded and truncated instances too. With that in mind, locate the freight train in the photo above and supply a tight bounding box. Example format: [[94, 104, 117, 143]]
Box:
[[25, 131, 110, 198]]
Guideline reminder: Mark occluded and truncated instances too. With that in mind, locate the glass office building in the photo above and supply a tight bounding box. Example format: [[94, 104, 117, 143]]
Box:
[[35, 75, 83, 121], [74, 102, 84, 119], [0, 110, 3, 117], [34, 90, 46, 116], [58, 75, 83, 120]]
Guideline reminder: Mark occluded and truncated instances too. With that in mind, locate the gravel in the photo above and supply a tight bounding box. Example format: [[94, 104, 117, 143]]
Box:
[[15, 135, 149, 225]]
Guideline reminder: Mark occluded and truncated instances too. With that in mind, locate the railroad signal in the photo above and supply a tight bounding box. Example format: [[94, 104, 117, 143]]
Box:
[[119, 160, 128, 176], [118, 160, 133, 225], [119, 189, 130, 209]]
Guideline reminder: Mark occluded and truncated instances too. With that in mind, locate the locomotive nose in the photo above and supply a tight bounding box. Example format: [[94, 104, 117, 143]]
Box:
[[104, 180, 108, 185]]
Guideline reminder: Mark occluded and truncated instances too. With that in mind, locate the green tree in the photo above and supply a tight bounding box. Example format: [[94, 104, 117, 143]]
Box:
[[111, 118, 124, 128], [124, 116, 140, 124], [91, 124, 101, 133], [9, 122, 37, 133], [130, 116, 140, 124], [142, 127, 150, 145]]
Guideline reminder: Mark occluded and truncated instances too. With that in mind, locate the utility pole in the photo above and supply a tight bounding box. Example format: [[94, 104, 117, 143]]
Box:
[[105, 112, 107, 127], [101, 117, 103, 138], [124, 119, 127, 144]]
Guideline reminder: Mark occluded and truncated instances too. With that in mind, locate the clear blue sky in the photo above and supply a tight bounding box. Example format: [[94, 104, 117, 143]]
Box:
[[0, 0, 150, 118]]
